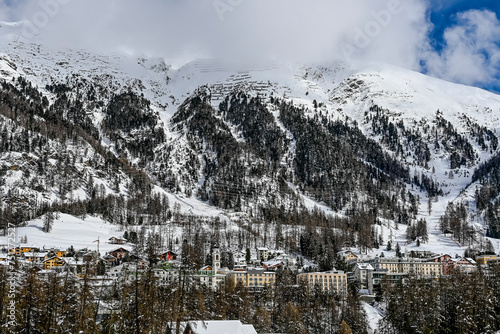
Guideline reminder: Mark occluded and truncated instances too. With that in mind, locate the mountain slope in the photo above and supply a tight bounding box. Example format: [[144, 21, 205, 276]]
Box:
[[1, 21, 500, 255]]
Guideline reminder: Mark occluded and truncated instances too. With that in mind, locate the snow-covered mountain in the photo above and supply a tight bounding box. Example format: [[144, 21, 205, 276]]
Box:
[[1, 20, 500, 252]]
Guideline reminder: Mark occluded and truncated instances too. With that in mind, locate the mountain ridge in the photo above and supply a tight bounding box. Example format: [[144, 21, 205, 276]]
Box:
[[1, 25, 500, 255]]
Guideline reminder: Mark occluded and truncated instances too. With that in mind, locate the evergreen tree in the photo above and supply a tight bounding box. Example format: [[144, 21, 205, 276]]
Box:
[[395, 242, 401, 258], [43, 212, 54, 233]]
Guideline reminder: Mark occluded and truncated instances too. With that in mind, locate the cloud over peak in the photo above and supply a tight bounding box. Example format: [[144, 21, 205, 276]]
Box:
[[423, 9, 500, 89], [2, 0, 499, 91]]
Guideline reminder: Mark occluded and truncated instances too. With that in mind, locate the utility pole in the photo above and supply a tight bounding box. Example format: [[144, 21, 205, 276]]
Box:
[[93, 237, 100, 256]]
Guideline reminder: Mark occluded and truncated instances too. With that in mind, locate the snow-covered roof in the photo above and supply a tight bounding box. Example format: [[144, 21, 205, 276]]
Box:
[[182, 320, 257, 334], [262, 260, 283, 268], [200, 265, 213, 271], [24, 252, 47, 257], [428, 254, 451, 261], [109, 236, 126, 240], [338, 250, 358, 257], [355, 263, 374, 271]]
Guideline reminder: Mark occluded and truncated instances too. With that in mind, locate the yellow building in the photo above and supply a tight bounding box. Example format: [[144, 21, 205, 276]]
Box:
[[338, 250, 358, 263], [9, 247, 38, 255], [53, 250, 67, 258], [297, 270, 348, 296], [227, 269, 276, 288], [476, 255, 498, 266], [43, 256, 67, 270]]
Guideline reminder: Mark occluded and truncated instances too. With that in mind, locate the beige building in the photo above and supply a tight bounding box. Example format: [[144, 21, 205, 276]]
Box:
[[374, 258, 442, 277], [227, 269, 276, 288], [297, 270, 348, 296]]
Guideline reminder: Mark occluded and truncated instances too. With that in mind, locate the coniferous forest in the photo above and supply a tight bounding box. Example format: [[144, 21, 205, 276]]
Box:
[[1, 46, 500, 334]]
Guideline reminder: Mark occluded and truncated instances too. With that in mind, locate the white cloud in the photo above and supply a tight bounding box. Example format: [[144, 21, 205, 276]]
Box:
[[0, 1, 15, 21], [3, 0, 499, 90], [423, 9, 500, 88], [4, 0, 430, 68]]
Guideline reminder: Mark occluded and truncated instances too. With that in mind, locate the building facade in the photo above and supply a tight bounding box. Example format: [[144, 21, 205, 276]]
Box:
[[297, 270, 348, 296], [372, 257, 442, 277], [227, 269, 276, 288]]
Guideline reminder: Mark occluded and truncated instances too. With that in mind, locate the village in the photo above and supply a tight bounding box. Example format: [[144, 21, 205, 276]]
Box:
[[3, 234, 500, 299]]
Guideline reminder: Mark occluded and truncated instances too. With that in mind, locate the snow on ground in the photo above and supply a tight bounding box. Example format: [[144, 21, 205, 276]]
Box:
[[1, 214, 132, 253], [364, 302, 383, 334], [1, 209, 241, 255]]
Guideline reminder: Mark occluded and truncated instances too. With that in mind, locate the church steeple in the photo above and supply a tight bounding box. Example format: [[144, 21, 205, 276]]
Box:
[[212, 247, 221, 273]]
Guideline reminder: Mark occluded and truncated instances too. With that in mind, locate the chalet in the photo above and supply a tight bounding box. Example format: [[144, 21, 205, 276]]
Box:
[[427, 254, 452, 263], [444, 257, 477, 275], [102, 254, 117, 267], [109, 247, 129, 260], [262, 260, 283, 270], [338, 250, 358, 263], [108, 237, 127, 245], [43, 256, 66, 270], [158, 250, 177, 261], [275, 251, 293, 265], [199, 265, 214, 273]]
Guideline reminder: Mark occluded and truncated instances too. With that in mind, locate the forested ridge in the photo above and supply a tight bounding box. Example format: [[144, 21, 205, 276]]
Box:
[[1, 57, 500, 334]]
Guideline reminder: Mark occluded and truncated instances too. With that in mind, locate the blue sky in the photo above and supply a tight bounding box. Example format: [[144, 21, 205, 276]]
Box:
[[425, 0, 500, 92], [1, 0, 500, 93], [429, 0, 497, 51]]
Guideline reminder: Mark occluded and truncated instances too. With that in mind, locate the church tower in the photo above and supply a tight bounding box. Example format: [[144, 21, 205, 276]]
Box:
[[212, 247, 221, 273]]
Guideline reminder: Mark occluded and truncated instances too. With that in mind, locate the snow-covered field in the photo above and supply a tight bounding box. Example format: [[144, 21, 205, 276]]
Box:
[[364, 302, 383, 334], [1, 214, 132, 253]]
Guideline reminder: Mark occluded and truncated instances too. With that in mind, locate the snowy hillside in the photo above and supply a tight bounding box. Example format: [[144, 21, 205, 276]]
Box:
[[1, 20, 500, 257]]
